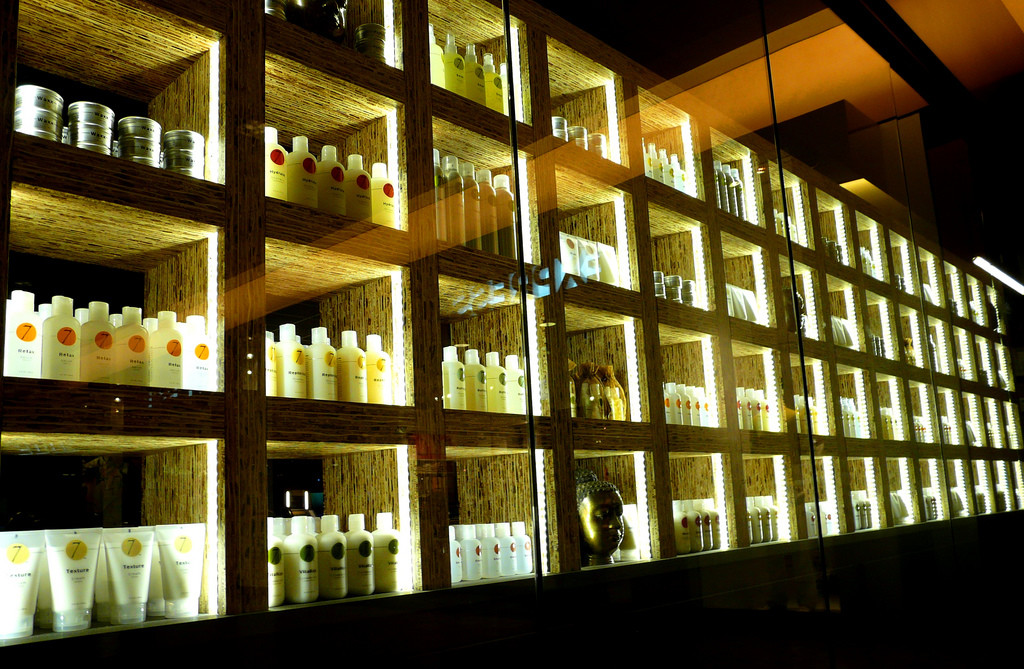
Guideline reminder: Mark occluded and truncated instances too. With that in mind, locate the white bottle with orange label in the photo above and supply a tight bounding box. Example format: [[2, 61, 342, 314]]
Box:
[[4, 289, 42, 379], [183, 314, 214, 391], [41, 295, 80, 381], [370, 162, 397, 228], [265, 126, 288, 200], [317, 145, 346, 215], [337, 330, 367, 403], [115, 307, 149, 386], [343, 154, 372, 222], [265, 331, 277, 397], [275, 323, 306, 398], [80, 301, 115, 383], [365, 333, 392, 404], [285, 135, 317, 208], [149, 310, 184, 388], [307, 326, 337, 401]]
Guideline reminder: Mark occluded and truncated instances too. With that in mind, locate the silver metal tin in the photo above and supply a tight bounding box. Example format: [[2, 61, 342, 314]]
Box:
[[664, 274, 682, 288], [162, 130, 205, 151], [589, 133, 607, 158], [14, 107, 63, 136], [354, 23, 386, 39], [77, 142, 112, 155], [567, 125, 587, 140], [553, 129, 568, 142], [163, 150, 203, 168], [15, 85, 64, 115], [67, 101, 115, 128], [14, 127, 59, 142], [118, 116, 162, 139], [118, 137, 161, 160], [68, 122, 114, 147], [552, 116, 568, 131], [125, 155, 161, 167]]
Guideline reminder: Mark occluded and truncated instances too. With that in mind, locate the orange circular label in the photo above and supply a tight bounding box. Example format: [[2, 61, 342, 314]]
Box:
[[128, 335, 146, 353], [357, 174, 370, 190], [95, 331, 113, 349], [16, 322, 36, 342], [195, 344, 210, 360], [376, 358, 386, 372], [293, 349, 304, 365], [324, 351, 335, 367], [56, 327, 77, 346], [357, 355, 365, 369], [174, 536, 193, 553], [167, 339, 182, 357]]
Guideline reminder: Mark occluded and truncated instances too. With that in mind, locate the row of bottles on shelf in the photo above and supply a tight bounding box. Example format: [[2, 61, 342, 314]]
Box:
[[0, 523, 205, 639], [15, 85, 205, 177], [713, 160, 747, 220], [4, 291, 214, 390], [442, 347, 526, 414], [643, 141, 686, 192], [805, 501, 838, 537], [736, 387, 771, 431], [792, 394, 819, 434], [725, 284, 760, 322], [554, 117, 608, 159], [851, 490, 874, 531], [428, 26, 508, 114], [434, 151, 516, 256], [672, 499, 721, 554], [265, 128, 398, 227], [839, 396, 865, 438], [448, 522, 534, 583], [654, 271, 695, 306], [267, 512, 400, 606], [571, 361, 627, 420], [746, 496, 779, 544], [663, 383, 712, 427], [266, 325, 392, 403], [560, 233, 619, 285]]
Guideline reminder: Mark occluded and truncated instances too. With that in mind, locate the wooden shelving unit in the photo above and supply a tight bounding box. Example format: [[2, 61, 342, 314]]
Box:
[[2, 0, 1023, 647]]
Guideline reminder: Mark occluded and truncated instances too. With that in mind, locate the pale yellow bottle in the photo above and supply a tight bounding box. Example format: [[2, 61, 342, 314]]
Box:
[[443, 32, 466, 96], [317, 145, 346, 216], [370, 162, 397, 228], [307, 326, 337, 401], [80, 301, 115, 383], [483, 53, 503, 113], [464, 349, 488, 412], [275, 323, 306, 398], [464, 44, 487, 106], [485, 351, 507, 413], [428, 24, 445, 88], [365, 334, 392, 404], [265, 331, 277, 397], [441, 345, 466, 410], [265, 126, 288, 200], [337, 330, 367, 403], [285, 135, 317, 207], [343, 154, 373, 222]]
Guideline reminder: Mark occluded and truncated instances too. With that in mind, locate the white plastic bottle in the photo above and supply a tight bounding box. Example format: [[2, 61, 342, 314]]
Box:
[[370, 162, 397, 228], [449, 527, 463, 583], [504, 354, 526, 414], [443, 32, 465, 96], [317, 515, 347, 600], [345, 514, 374, 596], [183, 314, 214, 391], [275, 323, 307, 398], [476, 169, 498, 254], [460, 161, 480, 249], [372, 512, 400, 593], [149, 311, 185, 388], [337, 330, 367, 403], [485, 351, 507, 414], [495, 523, 516, 576], [365, 334, 392, 404], [664, 383, 680, 425], [511, 521, 533, 574], [464, 349, 487, 411], [343, 154, 373, 222], [114, 307, 149, 386], [317, 145, 346, 216], [41, 295, 80, 381], [74, 307, 88, 325], [483, 53, 503, 113], [442, 155, 465, 244], [750, 388, 763, 431], [673, 501, 690, 554], [685, 502, 703, 552], [78, 301, 114, 383], [455, 525, 481, 581], [441, 345, 466, 410], [267, 518, 285, 607], [697, 503, 713, 551], [747, 502, 763, 543], [265, 126, 288, 200], [307, 327, 337, 401], [283, 516, 318, 603], [477, 524, 500, 579], [428, 24, 445, 88], [285, 135, 317, 207], [265, 331, 277, 397], [686, 386, 701, 426], [4, 290, 42, 378]]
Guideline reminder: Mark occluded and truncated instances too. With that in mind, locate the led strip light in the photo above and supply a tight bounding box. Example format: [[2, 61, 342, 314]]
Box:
[[604, 80, 621, 165], [534, 451, 549, 573], [701, 337, 720, 427], [772, 455, 792, 542], [763, 349, 781, 432], [681, 120, 698, 198], [890, 380, 906, 441], [390, 270, 407, 404], [692, 227, 709, 311], [843, 286, 859, 350], [853, 369, 869, 438], [753, 249, 769, 327], [205, 439, 220, 613], [632, 452, 651, 559], [712, 453, 730, 548], [864, 457, 881, 528], [834, 207, 850, 265], [928, 459, 946, 520], [898, 458, 915, 524], [396, 445, 413, 590], [623, 319, 642, 422], [803, 274, 820, 339], [741, 154, 757, 225]]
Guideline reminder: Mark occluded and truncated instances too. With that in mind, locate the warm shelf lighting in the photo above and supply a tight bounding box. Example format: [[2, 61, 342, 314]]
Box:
[[534, 450, 549, 574], [632, 452, 651, 559], [205, 440, 221, 613], [973, 256, 1024, 295]]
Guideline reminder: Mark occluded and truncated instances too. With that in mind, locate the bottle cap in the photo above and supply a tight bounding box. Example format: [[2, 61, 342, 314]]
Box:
[[265, 126, 278, 145], [494, 174, 510, 190], [495, 523, 511, 538], [476, 169, 492, 184], [347, 154, 364, 171], [486, 351, 500, 367], [454, 524, 467, 541], [291, 135, 309, 154], [442, 155, 459, 173], [731, 167, 740, 177], [659, 148, 668, 161], [186, 314, 205, 334], [445, 32, 457, 53], [321, 514, 340, 533], [366, 333, 382, 352], [51, 295, 73, 317], [75, 307, 89, 324], [449, 526, 457, 541], [376, 512, 393, 531], [714, 159, 722, 169], [157, 310, 177, 327], [279, 323, 296, 341], [272, 517, 288, 538], [433, 148, 441, 166], [371, 162, 388, 179], [311, 326, 328, 345], [290, 516, 307, 535], [443, 345, 458, 363], [143, 317, 158, 332], [347, 514, 366, 532], [475, 523, 489, 539], [11, 290, 34, 311], [505, 354, 519, 371], [321, 145, 338, 163], [428, 23, 436, 43], [459, 161, 476, 179], [266, 517, 276, 537], [341, 330, 358, 348], [265, 330, 274, 342], [512, 521, 526, 535], [466, 43, 479, 61], [109, 313, 123, 327], [465, 349, 480, 365]]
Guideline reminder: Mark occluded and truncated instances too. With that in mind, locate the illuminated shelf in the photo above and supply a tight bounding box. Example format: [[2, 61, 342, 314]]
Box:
[[444, 411, 552, 456], [432, 87, 535, 151], [266, 398, 416, 445], [573, 418, 653, 453], [646, 180, 707, 237], [553, 144, 632, 210], [666, 425, 731, 453], [564, 281, 642, 326], [738, 431, 792, 455]]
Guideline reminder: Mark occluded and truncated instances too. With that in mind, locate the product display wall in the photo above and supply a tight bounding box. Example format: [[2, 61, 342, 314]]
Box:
[[1, 0, 1022, 648]]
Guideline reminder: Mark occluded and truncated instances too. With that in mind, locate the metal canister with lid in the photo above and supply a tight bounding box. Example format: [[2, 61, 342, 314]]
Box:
[[67, 101, 115, 154], [567, 125, 588, 150], [162, 130, 206, 179], [14, 85, 64, 142], [354, 23, 386, 63], [117, 116, 162, 166]]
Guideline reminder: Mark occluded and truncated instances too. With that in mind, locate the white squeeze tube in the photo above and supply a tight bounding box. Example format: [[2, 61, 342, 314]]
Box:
[[0, 530, 45, 639], [156, 523, 206, 618], [44, 527, 102, 632], [102, 526, 155, 624]]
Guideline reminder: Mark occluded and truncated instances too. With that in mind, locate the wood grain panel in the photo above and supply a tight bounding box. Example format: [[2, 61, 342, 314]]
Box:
[[449, 304, 525, 364], [661, 341, 706, 387], [323, 449, 402, 529], [577, 453, 638, 505], [149, 51, 214, 181], [670, 455, 715, 500], [267, 398, 416, 444], [145, 238, 209, 324], [454, 453, 535, 540], [744, 456, 776, 497]]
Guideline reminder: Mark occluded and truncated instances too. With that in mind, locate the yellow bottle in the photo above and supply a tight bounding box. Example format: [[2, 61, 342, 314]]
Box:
[[285, 135, 317, 208], [264, 126, 288, 200], [443, 32, 466, 96], [370, 162, 397, 228], [428, 24, 445, 88], [464, 44, 487, 106], [365, 334, 392, 404], [483, 53, 503, 113]]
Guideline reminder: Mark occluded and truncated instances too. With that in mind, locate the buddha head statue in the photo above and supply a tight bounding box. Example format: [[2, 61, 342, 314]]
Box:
[[575, 468, 625, 565]]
